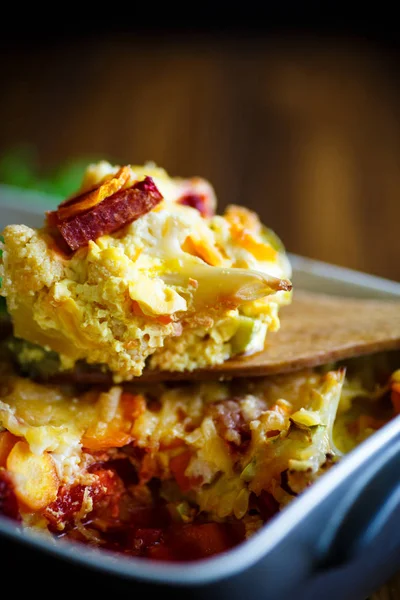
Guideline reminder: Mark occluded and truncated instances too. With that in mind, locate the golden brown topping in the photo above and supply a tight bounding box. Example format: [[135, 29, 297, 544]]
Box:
[[56, 166, 133, 221]]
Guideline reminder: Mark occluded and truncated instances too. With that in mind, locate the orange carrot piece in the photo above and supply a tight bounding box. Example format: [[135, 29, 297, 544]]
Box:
[[81, 429, 132, 451], [0, 431, 19, 467], [169, 450, 202, 492], [120, 392, 147, 420]]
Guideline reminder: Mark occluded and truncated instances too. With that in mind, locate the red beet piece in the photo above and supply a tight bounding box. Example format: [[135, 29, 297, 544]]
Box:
[[0, 470, 21, 521], [178, 193, 213, 217]]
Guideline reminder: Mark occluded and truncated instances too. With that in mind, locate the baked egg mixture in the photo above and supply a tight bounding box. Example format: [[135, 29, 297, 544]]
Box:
[[0, 161, 398, 562], [0, 161, 292, 381], [0, 352, 398, 561]]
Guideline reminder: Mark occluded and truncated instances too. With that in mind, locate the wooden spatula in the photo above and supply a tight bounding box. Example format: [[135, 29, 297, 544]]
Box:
[[44, 290, 400, 385], [136, 290, 400, 382]]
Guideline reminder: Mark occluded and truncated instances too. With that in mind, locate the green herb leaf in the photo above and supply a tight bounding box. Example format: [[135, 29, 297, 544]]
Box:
[[0, 145, 108, 199]]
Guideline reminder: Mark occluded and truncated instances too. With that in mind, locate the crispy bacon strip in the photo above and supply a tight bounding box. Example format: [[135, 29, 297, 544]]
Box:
[[57, 177, 163, 251]]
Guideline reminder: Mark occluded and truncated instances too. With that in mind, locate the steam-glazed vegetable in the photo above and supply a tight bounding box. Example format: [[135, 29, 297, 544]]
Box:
[[0, 161, 292, 380]]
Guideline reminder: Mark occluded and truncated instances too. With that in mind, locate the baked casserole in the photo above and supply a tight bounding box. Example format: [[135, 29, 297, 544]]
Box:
[[0, 162, 398, 563]]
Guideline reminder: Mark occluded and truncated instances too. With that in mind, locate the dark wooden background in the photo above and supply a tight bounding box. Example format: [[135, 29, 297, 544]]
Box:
[[0, 17, 399, 597], [1, 23, 400, 282]]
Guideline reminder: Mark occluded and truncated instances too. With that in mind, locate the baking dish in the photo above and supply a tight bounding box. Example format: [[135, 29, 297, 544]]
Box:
[[0, 189, 399, 599]]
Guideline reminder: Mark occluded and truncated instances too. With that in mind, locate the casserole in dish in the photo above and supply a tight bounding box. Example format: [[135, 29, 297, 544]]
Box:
[[0, 186, 399, 599]]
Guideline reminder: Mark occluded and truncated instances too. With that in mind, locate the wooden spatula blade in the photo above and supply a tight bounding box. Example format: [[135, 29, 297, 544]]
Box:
[[137, 290, 400, 382], [36, 290, 400, 385]]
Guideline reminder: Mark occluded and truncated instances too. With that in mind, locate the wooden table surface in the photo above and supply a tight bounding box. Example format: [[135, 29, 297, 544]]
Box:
[[0, 29, 399, 598]]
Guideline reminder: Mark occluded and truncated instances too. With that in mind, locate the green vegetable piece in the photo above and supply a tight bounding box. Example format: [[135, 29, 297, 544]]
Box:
[[240, 460, 257, 482], [291, 409, 322, 428], [230, 316, 267, 355]]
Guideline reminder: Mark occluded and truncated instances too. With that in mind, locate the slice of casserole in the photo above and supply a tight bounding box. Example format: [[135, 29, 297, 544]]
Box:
[[0, 353, 397, 561], [0, 161, 292, 381]]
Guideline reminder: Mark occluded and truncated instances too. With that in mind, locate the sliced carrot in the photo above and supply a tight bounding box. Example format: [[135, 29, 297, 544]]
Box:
[[182, 235, 224, 266], [82, 392, 146, 451], [225, 205, 277, 261], [224, 205, 261, 232], [0, 431, 19, 468], [234, 229, 278, 261], [81, 429, 132, 452], [6, 441, 59, 511]]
